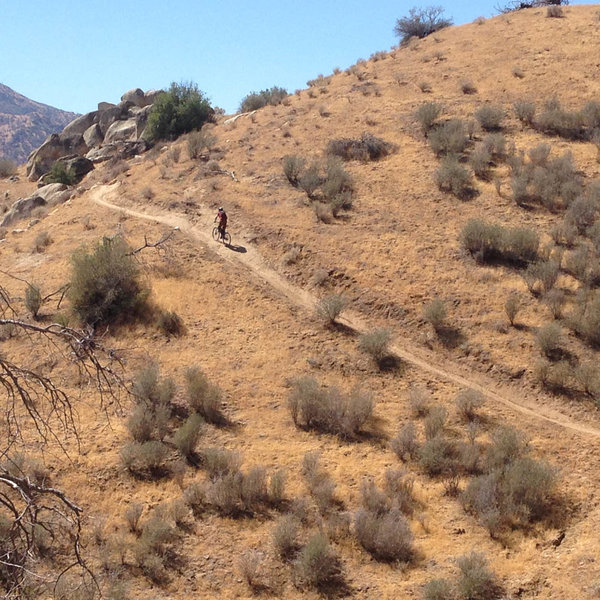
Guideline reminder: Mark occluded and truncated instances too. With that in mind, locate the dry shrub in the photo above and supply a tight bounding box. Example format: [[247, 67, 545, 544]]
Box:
[[424, 405, 447, 440], [391, 422, 420, 461], [523, 260, 559, 294], [325, 132, 395, 161], [457, 552, 503, 600], [237, 550, 266, 591], [124, 503, 144, 534], [187, 128, 217, 159], [415, 102, 443, 134], [504, 292, 520, 326], [419, 436, 456, 476], [155, 310, 184, 336], [354, 508, 414, 562], [185, 366, 226, 424], [455, 389, 485, 422], [514, 101, 536, 125], [293, 532, 344, 590], [288, 377, 373, 439], [546, 5, 564, 17], [543, 289, 566, 320], [202, 447, 242, 480], [282, 154, 306, 186], [268, 469, 287, 506], [536, 322, 563, 358], [0, 159, 17, 177], [475, 105, 504, 131], [470, 145, 492, 180], [302, 451, 337, 514], [358, 328, 392, 367], [384, 469, 417, 516], [419, 81, 432, 93], [428, 120, 468, 156], [460, 80, 477, 95], [423, 578, 454, 600], [436, 157, 474, 199], [32, 231, 52, 253], [121, 441, 169, 477], [316, 294, 348, 326], [273, 515, 301, 559]]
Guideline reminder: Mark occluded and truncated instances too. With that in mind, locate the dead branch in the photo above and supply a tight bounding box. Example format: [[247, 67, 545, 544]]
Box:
[[215, 168, 238, 182], [127, 229, 177, 256]]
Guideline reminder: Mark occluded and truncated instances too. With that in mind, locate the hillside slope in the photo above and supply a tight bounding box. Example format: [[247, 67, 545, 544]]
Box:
[[0, 83, 78, 163], [1, 4, 600, 600]]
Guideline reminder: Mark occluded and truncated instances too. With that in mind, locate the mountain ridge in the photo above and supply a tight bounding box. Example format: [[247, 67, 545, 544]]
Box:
[[0, 83, 78, 164]]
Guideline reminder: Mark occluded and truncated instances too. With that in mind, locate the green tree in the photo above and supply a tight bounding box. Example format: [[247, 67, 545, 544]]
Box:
[[145, 82, 215, 142]]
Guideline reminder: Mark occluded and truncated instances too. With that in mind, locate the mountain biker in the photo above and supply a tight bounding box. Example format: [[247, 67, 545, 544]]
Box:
[[215, 207, 228, 239]]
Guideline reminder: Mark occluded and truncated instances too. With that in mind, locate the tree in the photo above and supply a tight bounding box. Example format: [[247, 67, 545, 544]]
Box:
[[394, 6, 453, 44], [144, 81, 215, 142]]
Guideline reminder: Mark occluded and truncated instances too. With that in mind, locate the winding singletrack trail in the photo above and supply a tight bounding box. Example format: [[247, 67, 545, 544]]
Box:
[[92, 183, 600, 439]]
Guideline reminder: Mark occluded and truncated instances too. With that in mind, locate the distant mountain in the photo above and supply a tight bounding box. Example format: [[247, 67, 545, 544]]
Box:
[[0, 83, 79, 164]]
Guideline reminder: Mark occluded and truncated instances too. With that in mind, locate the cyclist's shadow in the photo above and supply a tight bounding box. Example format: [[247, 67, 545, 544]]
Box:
[[226, 243, 247, 253]]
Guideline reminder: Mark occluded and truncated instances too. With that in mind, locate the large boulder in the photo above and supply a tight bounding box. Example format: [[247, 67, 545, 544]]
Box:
[[1, 195, 46, 227], [144, 89, 162, 105], [104, 119, 137, 144], [26, 133, 88, 181], [83, 123, 103, 149], [98, 101, 116, 111], [62, 156, 94, 180], [86, 140, 148, 163], [121, 88, 147, 108], [98, 105, 126, 136], [61, 111, 98, 138], [35, 183, 70, 200]]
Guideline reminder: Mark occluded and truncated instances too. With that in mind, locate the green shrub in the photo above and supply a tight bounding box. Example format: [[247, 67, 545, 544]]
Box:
[[475, 105, 504, 131], [415, 102, 443, 134], [121, 441, 169, 476], [428, 120, 468, 156], [69, 236, 149, 326], [240, 86, 288, 112], [461, 219, 539, 265], [298, 162, 322, 197], [457, 552, 502, 600], [436, 157, 473, 199], [0, 158, 17, 178], [514, 101, 536, 125], [536, 106, 586, 140], [283, 155, 306, 186], [394, 6, 453, 43], [24, 283, 42, 319], [424, 298, 447, 331], [44, 161, 77, 185], [565, 196, 597, 233], [174, 413, 204, 458], [185, 366, 226, 424], [202, 447, 242, 480], [358, 328, 392, 367], [145, 82, 214, 142], [325, 133, 395, 161], [288, 376, 373, 439], [316, 294, 348, 326]]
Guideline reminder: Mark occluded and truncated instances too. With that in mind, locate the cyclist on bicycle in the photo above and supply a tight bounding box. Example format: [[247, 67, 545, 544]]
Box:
[[215, 207, 228, 240]]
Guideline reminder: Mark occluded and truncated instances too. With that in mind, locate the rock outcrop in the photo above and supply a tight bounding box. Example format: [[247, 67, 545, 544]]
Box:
[[1, 183, 74, 227], [25, 88, 162, 181]]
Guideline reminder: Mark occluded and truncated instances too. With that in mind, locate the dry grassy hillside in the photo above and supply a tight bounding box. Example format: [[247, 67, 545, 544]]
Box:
[[1, 4, 600, 600]]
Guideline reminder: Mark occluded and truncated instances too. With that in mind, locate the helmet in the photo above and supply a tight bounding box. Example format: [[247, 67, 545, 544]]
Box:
[[218, 207, 224, 211]]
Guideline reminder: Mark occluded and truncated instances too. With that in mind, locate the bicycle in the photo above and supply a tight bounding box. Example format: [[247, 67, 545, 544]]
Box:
[[212, 226, 231, 246]]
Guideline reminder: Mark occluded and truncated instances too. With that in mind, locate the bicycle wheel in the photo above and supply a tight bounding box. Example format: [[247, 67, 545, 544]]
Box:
[[223, 232, 232, 246], [212, 227, 220, 242]]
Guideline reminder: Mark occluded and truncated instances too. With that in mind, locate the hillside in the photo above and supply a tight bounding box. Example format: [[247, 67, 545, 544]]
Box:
[[0, 83, 78, 163], [1, 4, 600, 600]]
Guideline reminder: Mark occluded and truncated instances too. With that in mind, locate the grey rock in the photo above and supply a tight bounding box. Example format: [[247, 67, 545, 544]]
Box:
[[104, 119, 137, 144], [26, 133, 88, 181], [61, 111, 98, 138], [83, 123, 103, 148], [97, 101, 116, 111], [121, 88, 146, 107], [2, 195, 46, 227], [98, 106, 125, 136], [35, 183, 73, 205]]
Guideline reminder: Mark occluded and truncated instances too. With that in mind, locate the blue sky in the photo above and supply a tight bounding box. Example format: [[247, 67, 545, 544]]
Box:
[[1, 1, 595, 115]]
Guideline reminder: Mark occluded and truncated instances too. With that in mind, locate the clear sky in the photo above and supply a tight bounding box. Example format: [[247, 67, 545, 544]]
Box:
[[1, 1, 597, 115]]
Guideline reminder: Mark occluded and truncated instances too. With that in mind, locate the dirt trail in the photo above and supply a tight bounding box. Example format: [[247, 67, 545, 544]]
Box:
[[92, 183, 600, 439]]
